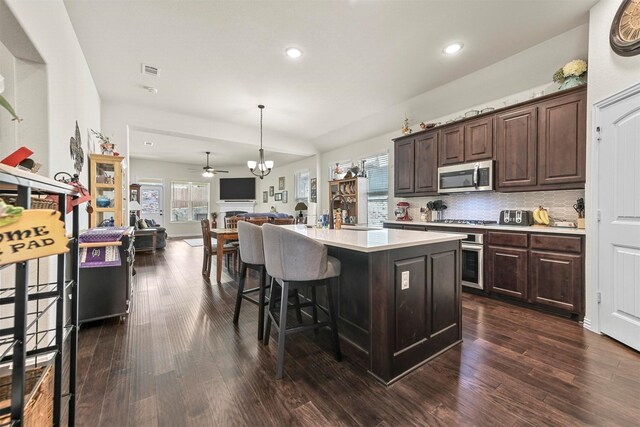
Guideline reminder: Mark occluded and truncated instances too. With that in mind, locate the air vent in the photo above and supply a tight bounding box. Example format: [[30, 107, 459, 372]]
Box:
[[141, 63, 160, 77]]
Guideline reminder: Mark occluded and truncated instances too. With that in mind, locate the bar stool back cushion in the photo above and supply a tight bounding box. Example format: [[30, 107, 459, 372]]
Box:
[[262, 224, 340, 282], [238, 221, 264, 265]]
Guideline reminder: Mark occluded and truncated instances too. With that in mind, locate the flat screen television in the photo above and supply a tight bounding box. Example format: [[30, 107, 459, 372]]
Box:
[[219, 177, 256, 200]]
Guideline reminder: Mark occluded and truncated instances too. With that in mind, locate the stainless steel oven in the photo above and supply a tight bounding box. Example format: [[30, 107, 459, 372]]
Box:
[[438, 160, 493, 193], [461, 233, 484, 290]]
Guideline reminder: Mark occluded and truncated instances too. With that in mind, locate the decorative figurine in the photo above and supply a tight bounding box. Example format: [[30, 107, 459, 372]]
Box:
[[402, 117, 412, 135]]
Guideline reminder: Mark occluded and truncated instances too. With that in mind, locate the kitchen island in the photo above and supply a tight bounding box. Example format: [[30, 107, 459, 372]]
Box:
[[283, 225, 465, 385]]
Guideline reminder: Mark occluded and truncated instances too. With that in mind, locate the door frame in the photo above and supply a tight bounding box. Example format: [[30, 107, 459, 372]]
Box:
[[589, 81, 640, 335]]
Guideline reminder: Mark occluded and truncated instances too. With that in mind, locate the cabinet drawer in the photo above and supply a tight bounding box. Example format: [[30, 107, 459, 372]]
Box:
[[487, 232, 528, 248], [530, 234, 582, 254]]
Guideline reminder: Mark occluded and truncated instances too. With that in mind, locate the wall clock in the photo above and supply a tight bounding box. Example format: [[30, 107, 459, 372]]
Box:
[[610, 0, 640, 56]]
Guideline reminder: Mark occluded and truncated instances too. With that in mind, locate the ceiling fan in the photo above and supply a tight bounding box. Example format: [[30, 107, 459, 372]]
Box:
[[190, 151, 228, 177]]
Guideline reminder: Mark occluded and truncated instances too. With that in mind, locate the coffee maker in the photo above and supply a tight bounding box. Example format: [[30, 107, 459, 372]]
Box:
[[394, 201, 412, 221]]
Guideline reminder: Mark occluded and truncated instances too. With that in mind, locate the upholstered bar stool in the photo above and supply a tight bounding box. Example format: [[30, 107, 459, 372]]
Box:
[[233, 221, 303, 340], [261, 223, 342, 379], [233, 221, 269, 340]]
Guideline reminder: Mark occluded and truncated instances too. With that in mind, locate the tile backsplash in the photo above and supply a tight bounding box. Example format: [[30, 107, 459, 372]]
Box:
[[394, 189, 585, 223]]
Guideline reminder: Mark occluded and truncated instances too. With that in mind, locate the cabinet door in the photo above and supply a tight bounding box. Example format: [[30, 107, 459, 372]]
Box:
[[394, 138, 415, 194], [530, 251, 582, 313], [496, 107, 537, 189], [439, 125, 465, 166], [487, 246, 528, 300], [464, 116, 494, 161], [414, 131, 439, 194], [538, 90, 586, 187]]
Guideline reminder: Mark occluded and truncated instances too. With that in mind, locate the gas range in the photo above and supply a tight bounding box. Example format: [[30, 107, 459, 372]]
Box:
[[432, 219, 498, 225]]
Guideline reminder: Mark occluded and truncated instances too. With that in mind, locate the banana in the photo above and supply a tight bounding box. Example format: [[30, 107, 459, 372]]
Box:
[[533, 207, 542, 224], [540, 208, 550, 225], [533, 206, 550, 225]]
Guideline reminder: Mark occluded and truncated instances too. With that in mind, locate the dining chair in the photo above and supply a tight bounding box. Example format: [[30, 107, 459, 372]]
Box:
[[200, 219, 237, 278], [261, 223, 341, 379], [271, 217, 295, 225], [245, 216, 270, 226]]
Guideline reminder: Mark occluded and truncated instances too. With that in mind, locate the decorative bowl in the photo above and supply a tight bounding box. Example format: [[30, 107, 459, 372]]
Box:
[[96, 196, 111, 208]]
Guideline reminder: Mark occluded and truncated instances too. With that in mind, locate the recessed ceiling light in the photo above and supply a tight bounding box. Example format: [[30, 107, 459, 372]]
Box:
[[144, 141, 154, 146], [285, 47, 303, 59], [443, 42, 464, 55]]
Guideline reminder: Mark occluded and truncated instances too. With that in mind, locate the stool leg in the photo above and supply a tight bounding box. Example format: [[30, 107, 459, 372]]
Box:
[[294, 291, 303, 324], [276, 280, 289, 379], [311, 287, 319, 335], [257, 266, 267, 341], [233, 262, 248, 324], [202, 249, 206, 275], [326, 278, 342, 362], [263, 277, 276, 345], [206, 253, 212, 278]]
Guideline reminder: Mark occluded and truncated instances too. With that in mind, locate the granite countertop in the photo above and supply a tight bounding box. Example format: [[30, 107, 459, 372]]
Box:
[[383, 220, 586, 235], [282, 224, 465, 253]]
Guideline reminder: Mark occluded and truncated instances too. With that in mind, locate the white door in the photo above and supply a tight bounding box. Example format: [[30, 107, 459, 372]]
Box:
[[597, 87, 640, 351], [140, 184, 164, 226]]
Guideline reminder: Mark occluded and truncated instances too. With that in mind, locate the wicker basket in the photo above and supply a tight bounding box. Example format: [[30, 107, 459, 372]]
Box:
[[0, 196, 58, 210], [0, 364, 53, 426]]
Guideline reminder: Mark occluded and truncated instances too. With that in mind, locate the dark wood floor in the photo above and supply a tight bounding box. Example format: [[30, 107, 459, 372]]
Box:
[[75, 239, 640, 426]]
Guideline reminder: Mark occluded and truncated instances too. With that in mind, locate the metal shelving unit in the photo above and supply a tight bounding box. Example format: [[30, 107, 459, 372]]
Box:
[[0, 164, 79, 426]]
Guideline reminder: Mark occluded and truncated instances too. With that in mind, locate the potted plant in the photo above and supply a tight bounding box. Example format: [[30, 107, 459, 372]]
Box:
[[553, 59, 588, 90]]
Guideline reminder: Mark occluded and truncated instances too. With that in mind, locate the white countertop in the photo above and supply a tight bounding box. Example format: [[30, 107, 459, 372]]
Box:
[[282, 225, 465, 253], [383, 220, 586, 235]]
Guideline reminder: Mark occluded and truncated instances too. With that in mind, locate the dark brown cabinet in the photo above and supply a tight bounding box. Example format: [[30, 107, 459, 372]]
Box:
[[439, 126, 465, 166], [394, 138, 415, 194], [487, 246, 528, 300], [394, 130, 439, 197], [496, 106, 538, 189], [495, 87, 586, 192], [464, 116, 494, 162], [530, 250, 582, 313], [414, 132, 439, 194], [538, 90, 587, 187], [485, 230, 584, 317]]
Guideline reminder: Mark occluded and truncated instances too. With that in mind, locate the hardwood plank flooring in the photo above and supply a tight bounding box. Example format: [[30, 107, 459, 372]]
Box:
[[75, 239, 640, 426]]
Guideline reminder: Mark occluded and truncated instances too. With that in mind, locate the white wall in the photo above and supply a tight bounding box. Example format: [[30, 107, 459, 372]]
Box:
[[4, 0, 101, 203], [583, 0, 640, 332], [255, 155, 319, 218]]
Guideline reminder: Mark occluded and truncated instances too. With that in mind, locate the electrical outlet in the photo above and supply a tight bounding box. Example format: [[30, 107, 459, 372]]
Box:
[[401, 271, 410, 290]]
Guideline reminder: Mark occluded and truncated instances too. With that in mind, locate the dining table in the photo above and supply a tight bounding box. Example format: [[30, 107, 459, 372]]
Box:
[[210, 228, 238, 284]]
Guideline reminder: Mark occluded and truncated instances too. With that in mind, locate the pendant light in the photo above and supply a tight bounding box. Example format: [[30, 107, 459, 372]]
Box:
[[247, 104, 274, 179]]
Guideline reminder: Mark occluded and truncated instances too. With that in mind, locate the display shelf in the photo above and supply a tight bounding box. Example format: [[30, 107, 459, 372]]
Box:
[[0, 164, 79, 426]]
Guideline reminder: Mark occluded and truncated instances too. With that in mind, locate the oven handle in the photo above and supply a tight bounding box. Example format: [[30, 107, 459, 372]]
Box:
[[462, 243, 483, 251]]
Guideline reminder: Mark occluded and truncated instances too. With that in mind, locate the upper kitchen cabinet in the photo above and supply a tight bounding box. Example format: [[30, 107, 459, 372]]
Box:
[[538, 90, 586, 187], [415, 132, 439, 194], [496, 86, 587, 192], [496, 106, 538, 189], [439, 126, 465, 166], [394, 138, 415, 194], [394, 130, 440, 197], [438, 116, 494, 167], [464, 116, 494, 162]]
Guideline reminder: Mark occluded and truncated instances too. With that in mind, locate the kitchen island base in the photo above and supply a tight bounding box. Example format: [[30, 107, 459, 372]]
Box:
[[327, 239, 462, 385]]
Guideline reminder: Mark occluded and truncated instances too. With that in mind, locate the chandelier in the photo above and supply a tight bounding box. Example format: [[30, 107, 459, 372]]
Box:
[[247, 104, 274, 179]]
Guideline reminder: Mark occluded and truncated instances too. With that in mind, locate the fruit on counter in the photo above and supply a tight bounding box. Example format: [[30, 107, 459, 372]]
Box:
[[533, 206, 550, 225], [0, 200, 24, 227]]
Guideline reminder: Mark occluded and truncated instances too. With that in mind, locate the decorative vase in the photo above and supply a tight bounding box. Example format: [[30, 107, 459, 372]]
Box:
[[559, 75, 586, 90], [577, 218, 585, 229]]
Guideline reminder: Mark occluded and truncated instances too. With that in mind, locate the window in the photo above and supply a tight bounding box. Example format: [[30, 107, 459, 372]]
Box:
[[294, 170, 309, 202], [363, 153, 389, 227], [170, 181, 210, 222]]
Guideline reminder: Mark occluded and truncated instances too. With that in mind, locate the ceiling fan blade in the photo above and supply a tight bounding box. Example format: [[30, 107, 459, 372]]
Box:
[[215, 170, 229, 173]]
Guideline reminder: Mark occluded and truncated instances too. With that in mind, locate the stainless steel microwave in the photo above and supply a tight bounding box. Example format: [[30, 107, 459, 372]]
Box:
[[437, 160, 494, 193]]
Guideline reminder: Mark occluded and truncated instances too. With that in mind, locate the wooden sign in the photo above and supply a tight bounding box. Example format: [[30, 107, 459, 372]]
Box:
[[0, 210, 69, 265]]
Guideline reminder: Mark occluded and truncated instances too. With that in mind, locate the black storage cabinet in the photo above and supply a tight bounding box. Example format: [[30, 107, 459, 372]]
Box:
[[79, 234, 134, 323]]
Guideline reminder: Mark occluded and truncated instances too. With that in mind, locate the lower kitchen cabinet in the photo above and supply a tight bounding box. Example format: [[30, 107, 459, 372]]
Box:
[[487, 246, 528, 300], [530, 250, 582, 313]]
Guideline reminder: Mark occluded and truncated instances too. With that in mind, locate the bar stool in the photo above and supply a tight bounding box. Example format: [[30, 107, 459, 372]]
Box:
[[261, 223, 342, 379], [233, 221, 303, 340]]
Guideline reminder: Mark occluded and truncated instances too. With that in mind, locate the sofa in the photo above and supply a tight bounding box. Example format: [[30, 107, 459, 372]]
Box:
[[134, 218, 167, 250]]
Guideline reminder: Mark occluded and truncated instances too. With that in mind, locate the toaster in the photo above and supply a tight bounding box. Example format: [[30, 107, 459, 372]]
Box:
[[499, 210, 534, 226]]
